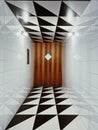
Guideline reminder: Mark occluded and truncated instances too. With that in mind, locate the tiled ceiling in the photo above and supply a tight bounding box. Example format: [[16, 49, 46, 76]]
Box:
[[6, 0, 91, 43]]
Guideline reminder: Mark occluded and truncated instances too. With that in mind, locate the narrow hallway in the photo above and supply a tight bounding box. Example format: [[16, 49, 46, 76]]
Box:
[[6, 86, 87, 130]]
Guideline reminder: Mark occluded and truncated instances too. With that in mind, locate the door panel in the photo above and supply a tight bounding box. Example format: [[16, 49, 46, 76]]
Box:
[[33, 42, 62, 87]]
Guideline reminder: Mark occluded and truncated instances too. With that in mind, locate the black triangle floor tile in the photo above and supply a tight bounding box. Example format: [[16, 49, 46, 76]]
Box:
[[37, 105, 54, 114], [54, 89, 63, 93], [27, 93, 40, 97], [54, 93, 65, 98], [30, 89, 41, 92], [58, 115, 78, 130], [42, 89, 52, 92], [55, 98, 68, 104], [23, 98, 38, 103], [41, 93, 52, 97], [6, 115, 34, 129], [33, 115, 56, 129], [40, 98, 53, 104], [17, 105, 37, 113], [56, 105, 72, 114]]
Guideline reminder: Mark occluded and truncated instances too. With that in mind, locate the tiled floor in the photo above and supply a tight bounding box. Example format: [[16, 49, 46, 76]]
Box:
[[6, 86, 88, 130]]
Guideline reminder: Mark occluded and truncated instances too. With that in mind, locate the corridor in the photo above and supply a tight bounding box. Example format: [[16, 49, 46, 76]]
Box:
[[0, 0, 98, 130]]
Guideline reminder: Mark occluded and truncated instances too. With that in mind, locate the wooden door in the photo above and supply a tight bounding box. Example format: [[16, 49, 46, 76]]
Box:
[[33, 42, 62, 87]]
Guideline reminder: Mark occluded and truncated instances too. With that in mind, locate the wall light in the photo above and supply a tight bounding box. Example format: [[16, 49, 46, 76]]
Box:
[[22, 31, 28, 36], [68, 32, 79, 37], [16, 31, 28, 37], [22, 12, 29, 23]]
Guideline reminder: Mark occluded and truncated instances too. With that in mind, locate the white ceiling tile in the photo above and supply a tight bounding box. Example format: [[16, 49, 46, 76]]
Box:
[[24, 26, 40, 31], [41, 26, 56, 32], [39, 17, 58, 25], [64, 1, 90, 16], [58, 26, 73, 32], [7, 1, 36, 15]]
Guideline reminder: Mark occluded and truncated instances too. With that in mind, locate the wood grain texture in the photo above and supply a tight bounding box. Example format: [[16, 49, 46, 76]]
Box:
[[33, 42, 62, 87]]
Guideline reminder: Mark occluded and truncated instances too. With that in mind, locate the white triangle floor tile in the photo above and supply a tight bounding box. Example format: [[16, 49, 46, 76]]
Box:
[[56, 94, 68, 98], [42, 94, 54, 98], [7, 116, 35, 130], [17, 106, 38, 115], [63, 116, 87, 130], [38, 106, 57, 115], [36, 116, 60, 130], [40, 99, 55, 105], [31, 90, 42, 93], [28, 94, 41, 98], [23, 99, 40, 105], [43, 90, 53, 93], [58, 99, 72, 105]]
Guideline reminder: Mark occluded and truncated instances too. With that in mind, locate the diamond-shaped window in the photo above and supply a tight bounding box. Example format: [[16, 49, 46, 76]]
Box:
[[45, 53, 52, 60]]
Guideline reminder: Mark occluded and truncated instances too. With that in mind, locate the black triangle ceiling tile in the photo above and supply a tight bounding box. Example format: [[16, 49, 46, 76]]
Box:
[[34, 2, 56, 16], [55, 37, 64, 40], [38, 17, 55, 26], [31, 38, 42, 41], [6, 115, 34, 129], [24, 28, 39, 32], [59, 2, 79, 17], [56, 27, 68, 32], [58, 115, 78, 130], [33, 115, 56, 129], [43, 37, 52, 41], [40, 98, 53, 104], [55, 33, 65, 37], [55, 98, 68, 104], [18, 19, 37, 26], [17, 105, 37, 113], [56, 105, 72, 114], [7, 2, 34, 16], [42, 33, 53, 37], [29, 34, 41, 37], [40, 27, 53, 32], [58, 17, 72, 26], [37, 105, 54, 114]]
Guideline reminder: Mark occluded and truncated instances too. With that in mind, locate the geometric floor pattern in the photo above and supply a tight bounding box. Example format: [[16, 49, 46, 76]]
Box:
[[6, 86, 87, 130]]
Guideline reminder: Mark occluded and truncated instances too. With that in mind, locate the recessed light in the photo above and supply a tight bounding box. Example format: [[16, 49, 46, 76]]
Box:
[[22, 31, 28, 36], [45, 53, 52, 60], [68, 32, 79, 37], [68, 32, 72, 37]]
